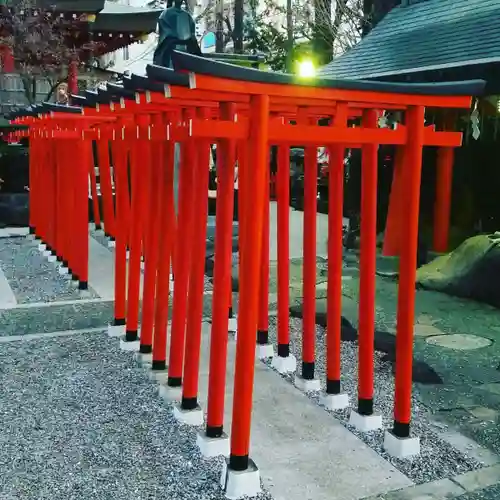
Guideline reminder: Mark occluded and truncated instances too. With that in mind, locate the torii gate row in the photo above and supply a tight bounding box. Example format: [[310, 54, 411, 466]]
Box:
[[12, 64, 467, 260], [9, 53, 484, 499]]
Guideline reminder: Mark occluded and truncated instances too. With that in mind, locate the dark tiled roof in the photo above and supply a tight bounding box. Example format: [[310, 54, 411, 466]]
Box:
[[319, 0, 500, 80], [92, 1, 162, 33]]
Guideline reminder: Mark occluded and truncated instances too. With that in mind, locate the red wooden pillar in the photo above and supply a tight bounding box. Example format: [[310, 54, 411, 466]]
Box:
[[272, 130, 295, 371], [300, 112, 318, 384], [110, 135, 130, 330], [180, 107, 211, 416], [68, 60, 78, 96], [382, 147, 405, 256], [167, 108, 197, 385], [75, 138, 90, 289], [324, 103, 348, 407], [354, 108, 379, 422], [433, 147, 454, 253], [205, 102, 236, 439], [0, 46, 14, 73], [392, 105, 425, 440], [229, 94, 269, 472], [139, 114, 164, 354], [96, 140, 116, 239], [151, 125, 175, 372], [256, 147, 272, 355], [124, 114, 150, 343]]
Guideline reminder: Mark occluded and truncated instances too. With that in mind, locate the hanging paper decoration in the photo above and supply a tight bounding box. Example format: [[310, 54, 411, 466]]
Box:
[[470, 99, 481, 140]]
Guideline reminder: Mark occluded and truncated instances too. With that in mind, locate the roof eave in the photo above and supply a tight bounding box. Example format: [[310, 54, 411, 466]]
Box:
[[92, 11, 161, 33]]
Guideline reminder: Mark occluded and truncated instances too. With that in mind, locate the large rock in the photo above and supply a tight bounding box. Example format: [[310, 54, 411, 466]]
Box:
[[416, 234, 500, 308]]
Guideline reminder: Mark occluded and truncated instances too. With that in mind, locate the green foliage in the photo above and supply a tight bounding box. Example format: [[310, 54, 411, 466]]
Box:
[[242, 0, 312, 71], [243, 19, 288, 71]]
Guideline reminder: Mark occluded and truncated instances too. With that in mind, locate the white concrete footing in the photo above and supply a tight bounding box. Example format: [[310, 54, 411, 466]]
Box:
[[228, 317, 237, 333], [58, 266, 69, 275], [196, 430, 230, 458], [173, 403, 204, 426], [256, 343, 274, 360], [119, 337, 140, 352], [294, 375, 321, 392], [107, 324, 125, 337], [47, 255, 57, 263], [158, 383, 182, 402], [108, 240, 115, 248], [70, 279, 79, 287], [271, 354, 297, 374], [349, 410, 383, 432], [134, 352, 153, 366], [320, 393, 350, 411], [149, 370, 169, 383], [220, 458, 261, 500], [38, 243, 46, 252], [383, 430, 420, 458]]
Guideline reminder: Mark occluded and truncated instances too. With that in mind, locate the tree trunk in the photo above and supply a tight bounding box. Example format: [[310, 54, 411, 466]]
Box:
[[233, 0, 243, 53], [215, 0, 224, 52], [285, 0, 293, 72]]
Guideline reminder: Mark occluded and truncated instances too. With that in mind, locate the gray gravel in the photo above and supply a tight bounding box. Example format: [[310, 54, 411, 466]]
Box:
[[0, 332, 273, 500], [265, 316, 483, 484], [0, 238, 98, 304]]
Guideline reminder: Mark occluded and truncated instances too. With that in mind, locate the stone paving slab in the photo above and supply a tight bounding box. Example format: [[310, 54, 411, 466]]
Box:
[[195, 324, 412, 500]]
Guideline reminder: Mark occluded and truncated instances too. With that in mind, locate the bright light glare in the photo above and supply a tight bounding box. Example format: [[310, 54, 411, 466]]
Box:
[[298, 60, 316, 78]]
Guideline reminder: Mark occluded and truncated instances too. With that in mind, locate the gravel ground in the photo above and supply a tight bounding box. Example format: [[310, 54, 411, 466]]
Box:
[[0, 332, 273, 500], [0, 238, 98, 304], [265, 316, 484, 485]]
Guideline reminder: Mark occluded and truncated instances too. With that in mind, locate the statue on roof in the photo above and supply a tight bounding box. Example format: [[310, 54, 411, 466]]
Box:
[[153, 0, 202, 69]]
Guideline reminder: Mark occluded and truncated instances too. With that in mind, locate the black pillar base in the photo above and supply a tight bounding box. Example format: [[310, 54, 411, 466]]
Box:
[[277, 343, 290, 358], [257, 329, 268, 345], [326, 379, 341, 395], [168, 376, 182, 387], [206, 425, 224, 438], [302, 361, 315, 380], [358, 398, 374, 416], [392, 420, 410, 438], [152, 360, 166, 371], [139, 344, 152, 354], [125, 329, 138, 342], [181, 397, 198, 411]]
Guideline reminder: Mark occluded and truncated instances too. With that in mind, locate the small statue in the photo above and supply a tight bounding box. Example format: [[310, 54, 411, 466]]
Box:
[[153, 0, 202, 69]]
